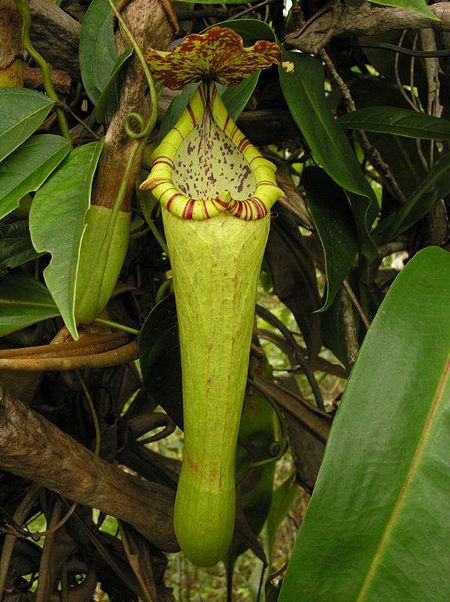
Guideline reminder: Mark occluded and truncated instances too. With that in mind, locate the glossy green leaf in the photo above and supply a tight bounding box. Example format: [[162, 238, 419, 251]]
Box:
[[139, 294, 184, 428], [0, 88, 54, 163], [278, 52, 377, 257], [280, 247, 450, 601], [0, 272, 59, 337], [95, 48, 133, 122], [221, 70, 260, 121], [374, 151, 450, 243], [79, 0, 117, 105], [266, 472, 297, 563], [366, 0, 438, 20], [158, 83, 200, 143], [231, 388, 275, 559], [221, 19, 277, 44], [302, 167, 358, 311], [0, 135, 71, 220], [320, 291, 349, 369], [0, 221, 42, 277], [29, 141, 104, 339], [339, 106, 450, 139]]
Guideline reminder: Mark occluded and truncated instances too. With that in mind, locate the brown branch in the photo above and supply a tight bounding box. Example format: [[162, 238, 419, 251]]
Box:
[[0, 340, 138, 371], [0, 386, 178, 552], [29, 0, 81, 80], [93, 0, 174, 210], [286, 2, 449, 54], [0, 0, 23, 87]]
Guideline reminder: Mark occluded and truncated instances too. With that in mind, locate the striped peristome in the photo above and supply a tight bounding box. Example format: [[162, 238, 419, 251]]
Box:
[[140, 83, 282, 221]]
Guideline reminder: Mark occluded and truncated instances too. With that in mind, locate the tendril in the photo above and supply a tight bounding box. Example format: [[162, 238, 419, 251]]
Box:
[[14, 0, 70, 140], [107, 0, 159, 141]]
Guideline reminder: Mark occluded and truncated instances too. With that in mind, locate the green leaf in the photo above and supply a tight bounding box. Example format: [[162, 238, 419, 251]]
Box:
[[366, 0, 438, 20], [0, 88, 54, 163], [231, 389, 276, 559], [158, 83, 200, 143], [278, 52, 377, 257], [95, 48, 133, 122], [266, 472, 297, 563], [139, 294, 184, 428], [221, 70, 260, 121], [0, 221, 42, 277], [280, 247, 450, 601], [29, 141, 104, 339], [338, 107, 450, 139], [302, 167, 358, 311], [79, 0, 118, 105], [374, 151, 450, 243], [0, 272, 59, 337], [223, 18, 277, 44], [0, 135, 71, 220]]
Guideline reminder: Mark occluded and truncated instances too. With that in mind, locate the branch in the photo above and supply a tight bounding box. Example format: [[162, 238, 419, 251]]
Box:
[[92, 0, 174, 211], [286, 2, 449, 54], [0, 386, 178, 552], [29, 0, 81, 80]]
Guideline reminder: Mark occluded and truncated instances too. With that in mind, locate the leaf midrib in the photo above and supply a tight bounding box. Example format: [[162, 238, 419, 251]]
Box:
[[356, 357, 450, 600]]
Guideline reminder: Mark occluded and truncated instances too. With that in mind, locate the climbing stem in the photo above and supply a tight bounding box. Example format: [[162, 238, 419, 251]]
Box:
[[107, 0, 159, 140], [94, 317, 140, 336], [15, 0, 70, 140]]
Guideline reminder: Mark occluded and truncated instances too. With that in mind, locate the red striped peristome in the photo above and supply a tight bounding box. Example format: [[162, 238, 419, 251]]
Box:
[[139, 82, 284, 222]]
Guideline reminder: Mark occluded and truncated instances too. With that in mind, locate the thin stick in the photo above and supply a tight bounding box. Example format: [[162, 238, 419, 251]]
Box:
[[343, 279, 371, 330]]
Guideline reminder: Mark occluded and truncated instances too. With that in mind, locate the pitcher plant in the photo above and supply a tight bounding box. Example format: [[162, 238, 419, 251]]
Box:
[[141, 27, 283, 566]]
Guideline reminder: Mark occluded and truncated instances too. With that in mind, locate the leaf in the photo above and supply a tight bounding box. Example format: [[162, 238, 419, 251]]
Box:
[[366, 0, 439, 20], [0, 135, 71, 220], [0, 272, 59, 337], [265, 208, 322, 358], [139, 294, 184, 428], [79, 0, 118, 105], [221, 70, 260, 121], [278, 52, 377, 257], [302, 167, 358, 311], [279, 247, 450, 601], [220, 19, 277, 43], [349, 76, 427, 197], [374, 151, 450, 243], [338, 106, 450, 139], [0, 88, 54, 163], [95, 48, 133, 122], [29, 141, 104, 339], [266, 472, 298, 563], [231, 388, 276, 560], [0, 221, 42, 277], [158, 83, 200, 143]]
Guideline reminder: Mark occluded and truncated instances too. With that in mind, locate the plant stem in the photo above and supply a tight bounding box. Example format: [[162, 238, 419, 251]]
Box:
[[94, 317, 140, 336], [15, 0, 70, 140]]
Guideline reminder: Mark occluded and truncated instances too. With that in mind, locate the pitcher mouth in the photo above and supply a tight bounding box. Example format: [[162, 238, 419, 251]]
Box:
[[140, 83, 283, 221]]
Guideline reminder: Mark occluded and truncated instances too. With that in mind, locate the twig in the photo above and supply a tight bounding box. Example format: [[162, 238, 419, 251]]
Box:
[[343, 279, 371, 330], [0, 386, 178, 551], [320, 48, 407, 206], [341, 289, 359, 366], [256, 304, 325, 410]]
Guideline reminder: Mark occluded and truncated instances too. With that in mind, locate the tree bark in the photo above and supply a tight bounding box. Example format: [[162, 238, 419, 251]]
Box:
[[29, 0, 81, 80], [286, 1, 450, 54], [0, 386, 178, 552], [0, 0, 23, 87]]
